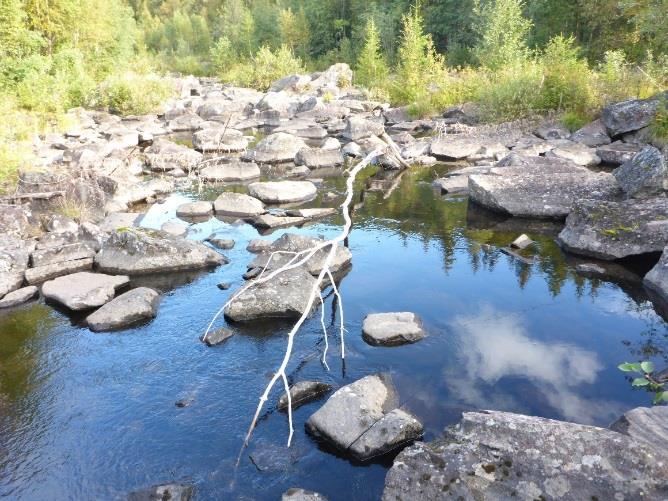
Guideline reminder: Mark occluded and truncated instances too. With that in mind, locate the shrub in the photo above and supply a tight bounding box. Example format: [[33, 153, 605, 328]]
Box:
[[89, 72, 175, 115], [355, 18, 389, 89], [217, 45, 305, 91], [476, 61, 544, 121]]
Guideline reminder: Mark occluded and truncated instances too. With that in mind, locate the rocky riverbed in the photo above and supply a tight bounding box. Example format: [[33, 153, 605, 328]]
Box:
[[1, 65, 667, 499]]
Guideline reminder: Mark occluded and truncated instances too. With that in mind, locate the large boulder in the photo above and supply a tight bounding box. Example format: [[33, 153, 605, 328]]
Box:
[[224, 266, 316, 322], [213, 192, 265, 217], [609, 406, 668, 452], [362, 312, 426, 346], [199, 161, 260, 182], [597, 141, 641, 165], [342, 116, 385, 141], [0, 239, 33, 299], [295, 147, 344, 169], [305, 374, 422, 461], [42, 272, 129, 311], [96, 229, 226, 274], [430, 137, 483, 160], [382, 410, 668, 500], [570, 119, 611, 147], [613, 146, 667, 198], [0, 286, 39, 309], [192, 128, 248, 152], [602, 92, 667, 136], [144, 139, 203, 172], [85, 287, 160, 332], [245, 132, 306, 164], [557, 197, 668, 259], [643, 246, 668, 301], [310, 63, 353, 94], [256, 91, 299, 117], [248, 181, 317, 204]]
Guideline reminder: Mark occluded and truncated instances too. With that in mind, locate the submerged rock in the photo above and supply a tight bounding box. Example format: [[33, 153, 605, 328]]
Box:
[[86, 287, 160, 332], [557, 197, 668, 259], [213, 192, 265, 217], [278, 381, 332, 411], [282, 488, 328, 501], [200, 327, 234, 346], [42, 272, 129, 311], [382, 409, 668, 500], [205, 236, 235, 250], [613, 146, 667, 199], [96, 229, 226, 274], [248, 181, 317, 204], [0, 286, 39, 309], [362, 312, 426, 346], [306, 374, 422, 461], [128, 483, 194, 501]]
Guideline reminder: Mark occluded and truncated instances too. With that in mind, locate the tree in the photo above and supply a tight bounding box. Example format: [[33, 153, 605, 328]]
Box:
[[355, 18, 389, 88], [279, 7, 310, 58], [474, 0, 533, 69]]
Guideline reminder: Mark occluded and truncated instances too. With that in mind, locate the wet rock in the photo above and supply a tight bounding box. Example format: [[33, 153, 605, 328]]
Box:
[[597, 141, 641, 165], [206, 236, 234, 250], [295, 147, 344, 169], [432, 176, 469, 194], [250, 213, 306, 230], [430, 137, 481, 160], [245, 132, 307, 164], [644, 246, 668, 301], [557, 197, 668, 259], [613, 146, 667, 198], [282, 488, 328, 501], [510, 234, 533, 249], [382, 410, 668, 501], [285, 208, 337, 220], [25, 257, 94, 285], [306, 374, 421, 460], [192, 128, 248, 152], [278, 381, 332, 410], [248, 181, 317, 204], [198, 161, 261, 182], [176, 201, 213, 219], [213, 192, 265, 217], [217, 282, 230, 290], [602, 91, 667, 136], [42, 272, 129, 311], [575, 262, 642, 284], [224, 266, 316, 322], [246, 239, 270, 253], [535, 123, 571, 140], [570, 119, 611, 147], [128, 483, 194, 501], [86, 287, 159, 331], [342, 116, 385, 141], [0, 286, 39, 309], [609, 406, 668, 451], [469, 169, 620, 219], [96, 229, 226, 274], [160, 221, 188, 237], [200, 326, 234, 346], [362, 312, 426, 346]]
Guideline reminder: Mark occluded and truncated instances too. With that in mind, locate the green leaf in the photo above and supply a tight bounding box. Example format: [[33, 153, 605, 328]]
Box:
[[652, 391, 668, 405], [640, 361, 655, 374], [632, 378, 650, 386], [618, 362, 642, 372]]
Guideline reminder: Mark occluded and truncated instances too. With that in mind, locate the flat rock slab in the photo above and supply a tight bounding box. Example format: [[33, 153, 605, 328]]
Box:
[[430, 137, 483, 160], [25, 257, 94, 285], [245, 132, 306, 164], [96, 229, 226, 274], [285, 208, 337, 219], [206, 236, 235, 250], [306, 374, 421, 461], [248, 181, 317, 204], [362, 312, 426, 346], [192, 128, 248, 152], [160, 221, 188, 237], [224, 267, 316, 322], [250, 213, 305, 230], [200, 327, 234, 346], [558, 197, 668, 259], [86, 287, 159, 331], [278, 381, 332, 411], [176, 201, 213, 218], [213, 192, 265, 217], [469, 171, 621, 219], [295, 147, 344, 169], [382, 410, 668, 500], [610, 406, 668, 452], [199, 162, 260, 182], [0, 286, 39, 308], [42, 272, 129, 311]]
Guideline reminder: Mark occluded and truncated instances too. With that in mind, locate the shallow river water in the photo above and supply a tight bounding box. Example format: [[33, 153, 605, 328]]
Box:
[[1, 164, 666, 500]]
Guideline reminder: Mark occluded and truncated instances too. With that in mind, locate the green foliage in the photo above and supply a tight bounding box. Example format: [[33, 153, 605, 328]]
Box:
[[618, 360, 667, 405], [355, 19, 389, 89], [474, 0, 533, 70], [561, 111, 589, 132], [218, 45, 305, 91], [88, 72, 175, 115], [476, 61, 544, 121], [650, 98, 668, 143]]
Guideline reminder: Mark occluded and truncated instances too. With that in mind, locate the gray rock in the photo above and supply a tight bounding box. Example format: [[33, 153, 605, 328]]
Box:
[[46, 214, 78, 234], [245, 132, 306, 164], [224, 266, 316, 322], [644, 246, 668, 301], [213, 192, 265, 217], [342, 116, 385, 141], [160, 221, 188, 237], [557, 197, 668, 259], [382, 410, 668, 501], [248, 181, 317, 204], [0, 286, 39, 308], [176, 201, 213, 218], [441, 102, 480, 125], [432, 176, 469, 194], [256, 91, 299, 117], [278, 381, 332, 410], [349, 408, 423, 460], [206, 236, 235, 250], [192, 128, 248, 152], [295, 147, 344, 169], [250, 213, 306, 230], [597, 141, 641, 165], [613, 146, 667, 198], [0, 239, 33, 298], [168, 113, 204, 132], [99, 212, 143, 232], [430, 137, 481, 160], [342, 141, 362, 158], [128, 483, 194, 501], [610, 406, 668, 452], [144, 139, 203, 172], [362, 312, 426, 346], [198, 161, 260, 182], [42, 272, 129, 311], [548, 142, 601, 166], [510, 234, 533, 249], [96, 229, 226, 274], [384, 106, 412, 125], [200, 326, 234, 346], [86, 287, 159, 331], [0, 205, 31, 239], [570, 119, 611, 147], [30, 241, 96, 267], [602, 91, 667, 136], [246, 239, 270, 253], [321, 137, 341, 150], [282, 488, 328, 501], [535, 123, 571, 140], [285, 208, 337, 220], [25, 257, 94, 285]]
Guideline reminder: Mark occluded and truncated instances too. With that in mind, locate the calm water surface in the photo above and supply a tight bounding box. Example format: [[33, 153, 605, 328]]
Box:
[[1, 165, 666, 500]]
